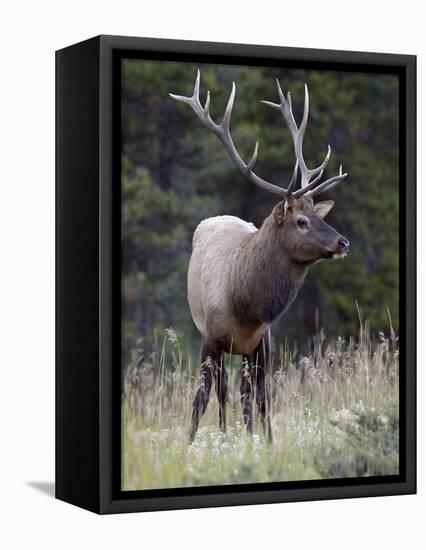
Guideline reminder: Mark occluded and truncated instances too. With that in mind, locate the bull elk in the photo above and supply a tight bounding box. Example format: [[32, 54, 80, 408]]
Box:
[[170, 71, 350, 443]]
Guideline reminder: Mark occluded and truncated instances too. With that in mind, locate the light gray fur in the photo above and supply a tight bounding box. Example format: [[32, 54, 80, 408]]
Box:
[[188, 215, 264, 355]]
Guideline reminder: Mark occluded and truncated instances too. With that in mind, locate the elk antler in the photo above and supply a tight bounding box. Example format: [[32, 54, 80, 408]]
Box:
[[170, 71, 347, 198], [170, 70, 297, 198], [261, 80, 347, 197]]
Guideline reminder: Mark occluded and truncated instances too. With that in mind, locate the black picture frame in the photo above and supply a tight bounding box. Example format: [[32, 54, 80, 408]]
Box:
[[56, 34, 416, 514]]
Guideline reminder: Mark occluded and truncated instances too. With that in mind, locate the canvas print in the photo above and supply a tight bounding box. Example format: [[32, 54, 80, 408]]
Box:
[[120, 59, 399, 491]]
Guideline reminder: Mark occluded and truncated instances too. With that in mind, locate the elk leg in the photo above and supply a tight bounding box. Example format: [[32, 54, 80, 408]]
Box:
[[240, 357, 253, 434], [214, 356, 228, 433], [254, 332, 273, 444], [189, 341, 217, 443]]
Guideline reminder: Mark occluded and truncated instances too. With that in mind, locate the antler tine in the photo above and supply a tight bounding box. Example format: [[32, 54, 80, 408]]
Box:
[[246, 142, 258, 173], [287, 159, 299, 194], [307, 165, 348, 197], [297, 84, 309, 146], [170, 71, 294, 198], [286, 90, 297, 130], [222, 81, 235, 130], [204, 90, 211, 117], [193, 69, 200, 100], [276, 78, 286, 104]]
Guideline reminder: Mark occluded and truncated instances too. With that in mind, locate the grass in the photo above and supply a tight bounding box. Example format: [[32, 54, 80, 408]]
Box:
[[121, 318, 399, 491]]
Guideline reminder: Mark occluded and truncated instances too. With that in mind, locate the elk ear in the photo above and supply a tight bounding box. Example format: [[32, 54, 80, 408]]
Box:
[[313, 200, 335, 219], [273, 200, 289, 226]]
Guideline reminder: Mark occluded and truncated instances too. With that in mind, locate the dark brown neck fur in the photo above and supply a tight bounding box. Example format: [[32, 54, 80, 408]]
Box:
[[230, 214, 308, 326]]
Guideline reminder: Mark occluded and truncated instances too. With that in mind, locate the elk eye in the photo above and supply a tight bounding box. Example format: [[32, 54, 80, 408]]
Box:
[[297, 217, 308, 228]]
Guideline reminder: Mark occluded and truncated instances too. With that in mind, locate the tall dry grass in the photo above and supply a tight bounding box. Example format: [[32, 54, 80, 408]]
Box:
[[122, 316, 399, 490]]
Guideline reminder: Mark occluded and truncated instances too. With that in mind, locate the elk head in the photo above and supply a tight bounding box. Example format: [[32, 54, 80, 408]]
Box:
[[170, 71, 350, 263], [272, 195, 350, 264]]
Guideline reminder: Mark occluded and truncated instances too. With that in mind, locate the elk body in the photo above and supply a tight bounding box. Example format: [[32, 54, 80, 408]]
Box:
[[170, 72, 350, 443]]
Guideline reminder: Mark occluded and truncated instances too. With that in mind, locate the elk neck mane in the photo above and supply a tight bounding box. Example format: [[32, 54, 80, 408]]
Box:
[[229, 213, 308, 327]]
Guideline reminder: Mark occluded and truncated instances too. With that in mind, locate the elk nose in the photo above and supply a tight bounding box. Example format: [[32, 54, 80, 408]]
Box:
[[338, 237, 350, 252]]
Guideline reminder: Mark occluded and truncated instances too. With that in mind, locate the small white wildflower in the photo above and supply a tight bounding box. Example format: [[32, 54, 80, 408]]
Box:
[[377, 414, 388, 425], [165, 327, 178, 345]]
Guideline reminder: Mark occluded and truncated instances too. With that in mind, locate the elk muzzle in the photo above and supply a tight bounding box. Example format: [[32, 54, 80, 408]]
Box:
[[324, 235, 350, 259]]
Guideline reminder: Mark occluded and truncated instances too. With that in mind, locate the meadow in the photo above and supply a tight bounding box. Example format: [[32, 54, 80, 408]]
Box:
[[121, 315, 399, 491]]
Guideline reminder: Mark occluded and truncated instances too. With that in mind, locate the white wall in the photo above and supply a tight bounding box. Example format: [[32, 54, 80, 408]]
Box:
[[0, 1, 422, 548]]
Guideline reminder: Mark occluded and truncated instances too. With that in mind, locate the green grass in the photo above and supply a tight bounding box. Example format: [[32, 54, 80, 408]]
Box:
[[122, 321, 399, 490]]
